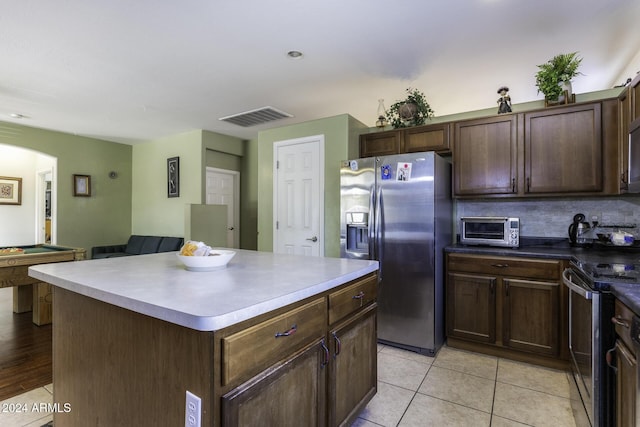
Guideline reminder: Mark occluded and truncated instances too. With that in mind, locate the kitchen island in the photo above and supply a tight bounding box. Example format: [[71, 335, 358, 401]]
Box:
[[28, 250, 379, 427]]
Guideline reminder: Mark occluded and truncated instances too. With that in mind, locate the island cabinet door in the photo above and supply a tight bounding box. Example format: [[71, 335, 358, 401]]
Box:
[[221, 338, 327, 427], [328, 303, 377, 427]]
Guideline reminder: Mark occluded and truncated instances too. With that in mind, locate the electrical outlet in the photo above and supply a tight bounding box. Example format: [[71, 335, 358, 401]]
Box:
[[185, 391, 201, 427]]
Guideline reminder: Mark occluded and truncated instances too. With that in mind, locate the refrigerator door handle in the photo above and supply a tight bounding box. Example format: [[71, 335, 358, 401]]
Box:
[[368, 184, 376, 261], [375, 186, 383, 281]]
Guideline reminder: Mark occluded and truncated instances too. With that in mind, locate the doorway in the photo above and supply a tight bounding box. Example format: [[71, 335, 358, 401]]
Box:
[[205, 167, 240, 248], [273, 135, 324, 256], [37, 169, 54, 244]]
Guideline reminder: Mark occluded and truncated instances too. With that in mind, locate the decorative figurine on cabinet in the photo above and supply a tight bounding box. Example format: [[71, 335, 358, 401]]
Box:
[[497, 86, 512, 114]]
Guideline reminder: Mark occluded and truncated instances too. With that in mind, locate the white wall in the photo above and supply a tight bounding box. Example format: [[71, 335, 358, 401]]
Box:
[[0, 144, 56, 246]]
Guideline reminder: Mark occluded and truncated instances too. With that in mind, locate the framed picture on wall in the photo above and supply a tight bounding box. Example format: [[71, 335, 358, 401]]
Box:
[[0, 176, 22, 205], [167, 157, 180, 198], [73, 174, 91, 197]]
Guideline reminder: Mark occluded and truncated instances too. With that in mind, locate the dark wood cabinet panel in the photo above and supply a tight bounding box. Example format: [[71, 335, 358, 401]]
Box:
[[619, 89, 631, 191], [612, 299, 637, 427], [359, 131, 401, 157], [524, 103, 602, 194], [446, 272, 496, 343], [614, 338, 637, 427], [446, 253, 567, 368], [222, 340, 327, 427], [404, 123, 451, 153], [453, 115, 518, 196], [502, 279, 559, 355], [328, 303, 377, 426]]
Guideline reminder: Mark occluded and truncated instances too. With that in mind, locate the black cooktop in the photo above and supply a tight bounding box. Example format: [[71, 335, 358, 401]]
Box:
[[574, 251, 640, 288]]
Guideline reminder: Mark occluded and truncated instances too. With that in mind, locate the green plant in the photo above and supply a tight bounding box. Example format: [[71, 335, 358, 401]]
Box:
[[387, 87, 434, 128], [535, 52, 583, 101]]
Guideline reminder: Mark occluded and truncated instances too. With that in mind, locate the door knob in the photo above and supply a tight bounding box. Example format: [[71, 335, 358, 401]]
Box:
[[306, 236, 318, 242]]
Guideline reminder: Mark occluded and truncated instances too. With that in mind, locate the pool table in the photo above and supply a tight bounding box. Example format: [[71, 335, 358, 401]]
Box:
[[0, 244, 85, 325]]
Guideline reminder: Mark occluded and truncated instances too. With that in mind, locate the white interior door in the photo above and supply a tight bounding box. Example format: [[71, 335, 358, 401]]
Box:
[[205, 167, 239, 248], [273, 135, 324, 256]]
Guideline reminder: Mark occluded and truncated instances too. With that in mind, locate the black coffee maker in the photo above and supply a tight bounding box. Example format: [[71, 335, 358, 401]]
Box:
[[568, 213, 592, 247]]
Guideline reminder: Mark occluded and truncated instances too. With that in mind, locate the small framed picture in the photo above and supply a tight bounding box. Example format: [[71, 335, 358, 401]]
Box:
[[0, 176, 22, 205], [73, 174, 91, 197], [167, 157, 180, 198]]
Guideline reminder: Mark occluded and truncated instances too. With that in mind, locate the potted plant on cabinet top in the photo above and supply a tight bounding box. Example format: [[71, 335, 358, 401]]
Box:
[[387, 87, 434, 128], [535, 52, 583, 106]]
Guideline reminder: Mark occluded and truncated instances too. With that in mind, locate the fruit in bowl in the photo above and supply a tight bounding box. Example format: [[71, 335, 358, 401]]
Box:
[[176, 250, 236, 271]]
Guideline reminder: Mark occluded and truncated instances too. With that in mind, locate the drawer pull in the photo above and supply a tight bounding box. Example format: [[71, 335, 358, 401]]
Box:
[[491, 264, 509, 268], [332, 332, 341, 358], [352, 291, 365, 307], [320, 338, 329, 368], [606, 346, 617, 374], [275, 324, 297, 338], [611, 316, 630, 329]]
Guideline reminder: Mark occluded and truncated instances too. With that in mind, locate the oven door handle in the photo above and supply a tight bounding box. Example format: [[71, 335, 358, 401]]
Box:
[[562, 268, 593, 300]]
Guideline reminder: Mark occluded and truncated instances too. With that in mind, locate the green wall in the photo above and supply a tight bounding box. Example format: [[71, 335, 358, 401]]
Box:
[[256, 114, 367, 257], [132, 129, 247, 239], [0, 121, 132, 252]]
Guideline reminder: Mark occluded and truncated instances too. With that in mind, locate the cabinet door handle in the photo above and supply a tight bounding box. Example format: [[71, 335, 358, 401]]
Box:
[[490, 279, 495, 294], [491, 264, 509, 268], [332, 332, 341, 358], [505, 283, 510, 297], [526, 177, 530, 192], [352, 291, 365, 307], [275, 324, 297, 338], [320, 338, 329, 368], [606, 346, 617, 374], [611, 315, 630, 329], [511, 178, 516, 193]]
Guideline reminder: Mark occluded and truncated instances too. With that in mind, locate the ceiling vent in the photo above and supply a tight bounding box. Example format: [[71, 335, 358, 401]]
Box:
[[219, 106, 293, 127]]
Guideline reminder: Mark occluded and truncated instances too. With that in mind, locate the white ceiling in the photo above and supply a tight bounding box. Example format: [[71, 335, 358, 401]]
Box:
[[1, 0, 640, 145]]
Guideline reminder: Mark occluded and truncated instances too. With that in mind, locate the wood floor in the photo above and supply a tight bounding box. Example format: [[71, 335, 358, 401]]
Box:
[[0, 287, 52, 401]]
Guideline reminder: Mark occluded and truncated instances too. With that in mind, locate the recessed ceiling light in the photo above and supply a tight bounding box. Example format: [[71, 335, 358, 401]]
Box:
[[9, 113, 25, 119], [287, 50, 303, 59]]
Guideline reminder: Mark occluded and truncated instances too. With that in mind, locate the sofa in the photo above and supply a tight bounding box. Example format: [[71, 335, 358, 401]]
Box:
[[91, 235, 184, 259]]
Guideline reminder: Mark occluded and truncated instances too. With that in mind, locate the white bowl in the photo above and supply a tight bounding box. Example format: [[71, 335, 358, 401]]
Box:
[[176, 250, 236, 271]]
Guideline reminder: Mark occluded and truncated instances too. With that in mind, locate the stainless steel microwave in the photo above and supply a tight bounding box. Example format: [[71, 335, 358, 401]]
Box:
[[460, 217, 520, 248]]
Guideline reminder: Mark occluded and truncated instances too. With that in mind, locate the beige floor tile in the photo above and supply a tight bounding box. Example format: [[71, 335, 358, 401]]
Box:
[[399, 393, 491, 427], [0, 387, 53, 427], [356, 381, 416, 427], [379, 345, 436, 366], [490, 415, 531, 426], [497, 359, 571, 398], [433, 346, 498, 380], [493, 382, 576, 427], [377, 352, 431, 391], [418, 365, 495, 412]]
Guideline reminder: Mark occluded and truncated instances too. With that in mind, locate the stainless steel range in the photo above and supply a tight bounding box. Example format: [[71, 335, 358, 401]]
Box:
[[563, 252, 640, 427]]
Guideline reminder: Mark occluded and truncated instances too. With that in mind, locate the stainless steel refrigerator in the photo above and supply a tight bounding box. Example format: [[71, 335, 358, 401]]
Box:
[[339, 151, 452, 356]]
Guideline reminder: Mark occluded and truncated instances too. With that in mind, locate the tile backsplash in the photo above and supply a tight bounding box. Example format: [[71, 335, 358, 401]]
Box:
[[455, 196, 640, 238]]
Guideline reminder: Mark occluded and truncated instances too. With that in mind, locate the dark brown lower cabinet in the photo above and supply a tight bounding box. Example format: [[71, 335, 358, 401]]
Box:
[[613, 339, 636, 427], [446, 272, 496, 343], [222, 339, 327, 427], [446, 253, 567, 369], [502, 278, 559, 356], [329, 304, 377, 426], [611, 299, 637, 427]]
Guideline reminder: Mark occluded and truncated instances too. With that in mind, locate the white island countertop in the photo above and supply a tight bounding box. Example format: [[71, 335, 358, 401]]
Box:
[[28, 249, 378, 331]]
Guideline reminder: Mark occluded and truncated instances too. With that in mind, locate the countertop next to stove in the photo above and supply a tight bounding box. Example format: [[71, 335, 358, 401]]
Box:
[[610, 283, 640, 317], [446, 237, 640, 316]]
